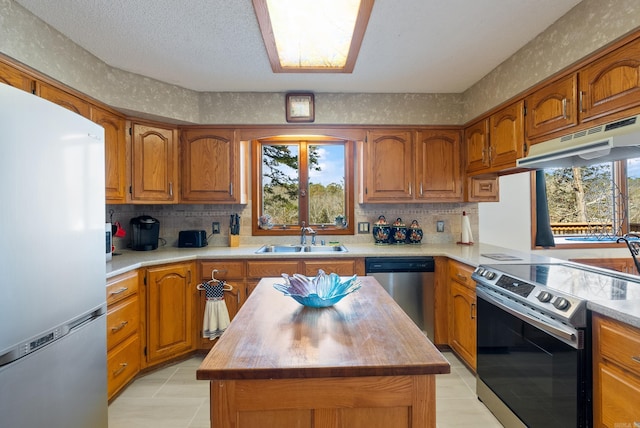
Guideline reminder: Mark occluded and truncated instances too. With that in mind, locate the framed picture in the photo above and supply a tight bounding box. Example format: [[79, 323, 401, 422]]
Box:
[[286, 93, 315, 123]]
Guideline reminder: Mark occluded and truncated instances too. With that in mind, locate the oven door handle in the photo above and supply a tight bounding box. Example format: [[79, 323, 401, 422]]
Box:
[[476, 287, 581, 349]]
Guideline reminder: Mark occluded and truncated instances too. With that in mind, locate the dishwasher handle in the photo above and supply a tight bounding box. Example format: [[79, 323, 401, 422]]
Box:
[[365, 257, 435, 273]]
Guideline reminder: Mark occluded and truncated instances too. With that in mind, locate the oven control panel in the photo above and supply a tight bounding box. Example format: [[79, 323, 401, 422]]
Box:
[[473, 266, 586, 327]]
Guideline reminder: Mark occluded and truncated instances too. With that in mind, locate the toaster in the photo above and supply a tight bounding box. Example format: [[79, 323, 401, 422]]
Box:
[[178, 230, 208, 248]]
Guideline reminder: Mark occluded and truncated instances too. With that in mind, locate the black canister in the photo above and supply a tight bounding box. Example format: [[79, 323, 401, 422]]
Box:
[[130, 215, 160, 251]]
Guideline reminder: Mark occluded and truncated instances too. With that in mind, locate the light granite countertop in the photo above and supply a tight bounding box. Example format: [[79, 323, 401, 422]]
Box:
[[106, 241, 640, 328]]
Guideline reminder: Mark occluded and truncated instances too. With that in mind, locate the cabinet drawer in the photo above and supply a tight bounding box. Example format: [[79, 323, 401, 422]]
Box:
[[598, 362, 640, 427], [247, 260, 300, 278], [106, 270, 139, 306], [107, 295, 139, 351], [201, 261, 245, 280], [303, 260, 358, 276], [448, 260, 475, 289], [107, 334, 140, 399], [596, 315, 640, 377]]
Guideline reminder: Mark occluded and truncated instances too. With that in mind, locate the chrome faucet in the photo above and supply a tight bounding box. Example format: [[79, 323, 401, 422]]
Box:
[[300, 221, 316, 245]]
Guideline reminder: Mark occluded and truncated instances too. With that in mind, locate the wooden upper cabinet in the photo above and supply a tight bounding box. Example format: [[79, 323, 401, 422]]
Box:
[[579, 37, 640, 122], [360, 130, 414, 202], [130, 122, 179, 203], [38, 82, 90, 118], [181, 128, 246, 203], [489, 99, 525, 169], [91, 106, 127, 203], [415, 129, 462, 201], [525, 74, 578, 141], [0, 61, 35, 92], [464, 119, 490, 174]]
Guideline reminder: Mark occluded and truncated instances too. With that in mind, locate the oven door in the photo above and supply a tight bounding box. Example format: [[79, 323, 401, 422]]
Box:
[[476, 288, 589, 427]]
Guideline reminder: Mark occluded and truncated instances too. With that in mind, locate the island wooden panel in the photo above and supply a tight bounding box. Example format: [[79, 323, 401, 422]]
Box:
[[197, 276, 449, 428]]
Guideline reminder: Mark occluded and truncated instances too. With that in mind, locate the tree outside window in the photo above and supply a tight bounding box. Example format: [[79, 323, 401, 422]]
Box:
[[540, 157, 640, 244]]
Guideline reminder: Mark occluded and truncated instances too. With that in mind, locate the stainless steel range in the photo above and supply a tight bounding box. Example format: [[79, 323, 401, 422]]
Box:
[[472, 262, 640, 428]]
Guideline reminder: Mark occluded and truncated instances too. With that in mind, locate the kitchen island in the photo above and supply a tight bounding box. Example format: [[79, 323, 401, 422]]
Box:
[[196, 276, 450, 428]]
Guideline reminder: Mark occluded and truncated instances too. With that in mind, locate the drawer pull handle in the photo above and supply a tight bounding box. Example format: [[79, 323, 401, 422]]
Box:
[[113, 362, 128, 377], [632, 356, 640, 364], [110, 287, 128, 296], [456, 273, 467, 281], [111, 321, 129, 333]]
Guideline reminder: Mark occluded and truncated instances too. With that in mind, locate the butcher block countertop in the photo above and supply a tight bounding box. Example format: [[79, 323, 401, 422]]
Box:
[[196, 276, 450, 381]]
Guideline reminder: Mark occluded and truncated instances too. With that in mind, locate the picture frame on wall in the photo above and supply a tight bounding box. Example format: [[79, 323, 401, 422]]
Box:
[[286, 93, 315, 123]]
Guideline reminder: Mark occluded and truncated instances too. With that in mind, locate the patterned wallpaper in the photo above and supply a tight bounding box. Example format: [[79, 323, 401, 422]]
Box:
[[3, 0, 637, 125], [462, 0, 640, 121]]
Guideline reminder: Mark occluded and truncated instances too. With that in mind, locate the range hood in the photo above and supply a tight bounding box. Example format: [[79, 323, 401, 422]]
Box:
[[516, 114, 640, 169]]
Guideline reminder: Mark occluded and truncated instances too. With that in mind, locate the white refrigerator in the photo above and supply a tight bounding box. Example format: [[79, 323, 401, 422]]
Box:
[[0, 83, 108, 427]]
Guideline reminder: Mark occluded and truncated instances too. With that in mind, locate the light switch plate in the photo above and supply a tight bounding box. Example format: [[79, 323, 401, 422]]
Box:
[[212, 222, 220, 234], [436, 220, 445, 232], [358, 222, 370, 234]]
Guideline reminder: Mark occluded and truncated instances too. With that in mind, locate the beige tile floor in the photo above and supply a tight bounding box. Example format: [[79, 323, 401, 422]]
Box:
[[108, 351, 503, 428]]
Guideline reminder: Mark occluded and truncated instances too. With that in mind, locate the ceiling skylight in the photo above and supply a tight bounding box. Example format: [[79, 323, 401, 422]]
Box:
[[253, 0, 374, 73]]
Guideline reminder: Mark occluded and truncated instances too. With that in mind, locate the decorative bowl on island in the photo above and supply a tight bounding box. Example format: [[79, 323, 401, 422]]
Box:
[[273, 270, 361, 308]]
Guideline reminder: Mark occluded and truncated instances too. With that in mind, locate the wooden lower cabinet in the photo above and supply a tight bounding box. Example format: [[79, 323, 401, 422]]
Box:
[[145, 262, 195, 365], [211, 375, 435, 428], [107, 335, 141, 400], [106, 270, 141, 400], [592, 314, 640, 428], [448, 260, 477, 370]]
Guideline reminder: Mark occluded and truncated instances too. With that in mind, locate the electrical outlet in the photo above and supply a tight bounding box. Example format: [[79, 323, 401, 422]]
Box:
[[436, 220, 444, 232], [212, 222, 220, 234]]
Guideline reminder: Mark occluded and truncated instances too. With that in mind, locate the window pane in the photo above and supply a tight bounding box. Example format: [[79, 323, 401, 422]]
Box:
[[627, 157, 640, 232], [308, 144, 346, 226], [544, 163, 615, 237], [261, 144, 299, 225]]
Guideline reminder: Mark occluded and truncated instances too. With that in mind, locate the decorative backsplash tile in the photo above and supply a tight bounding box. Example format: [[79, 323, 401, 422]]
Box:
[[107, 202, 479, 250]]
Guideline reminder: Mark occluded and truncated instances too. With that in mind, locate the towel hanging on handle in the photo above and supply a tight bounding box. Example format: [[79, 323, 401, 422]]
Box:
[[197, 273, 232, 340]]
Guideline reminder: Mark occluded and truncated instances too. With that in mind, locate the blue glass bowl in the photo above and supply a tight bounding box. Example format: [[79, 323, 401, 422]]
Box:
[[273, 270, 361, 308]]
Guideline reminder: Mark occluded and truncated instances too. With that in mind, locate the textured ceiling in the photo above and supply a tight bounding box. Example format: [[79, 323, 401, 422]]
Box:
[[15, 0, 582, 93]]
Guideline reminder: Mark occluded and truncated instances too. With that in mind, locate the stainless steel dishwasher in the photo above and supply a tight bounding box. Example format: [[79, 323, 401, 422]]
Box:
[[365, 257, 435, 339]]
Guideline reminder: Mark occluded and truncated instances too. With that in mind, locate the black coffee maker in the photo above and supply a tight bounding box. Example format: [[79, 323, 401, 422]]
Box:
[[130, 215, 160, 251]]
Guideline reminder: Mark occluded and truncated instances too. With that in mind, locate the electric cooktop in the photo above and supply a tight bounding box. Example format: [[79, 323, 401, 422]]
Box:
[[481, 262, 640, 302]]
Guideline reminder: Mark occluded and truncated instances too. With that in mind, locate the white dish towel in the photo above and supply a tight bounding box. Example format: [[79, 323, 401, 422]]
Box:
[[199, 281, 231, 340]]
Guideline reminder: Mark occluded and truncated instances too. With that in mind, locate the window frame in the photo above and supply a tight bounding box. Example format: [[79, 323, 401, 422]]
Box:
[[251, 136, 355, 236], [530, 160, 631, 249]]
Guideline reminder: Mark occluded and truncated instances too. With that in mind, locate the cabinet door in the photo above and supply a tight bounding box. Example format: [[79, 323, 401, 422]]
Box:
[[0, 61, 34, 92], [415, 129, 462, 201], [466, 176, 499, 202], [464, 119, 490, 174], [361, 130, 414, 201], [489, 100, 525, 169], [525, 74, 577, 141], [449, 281, 476, 369], [131, 122, 178, 203], [579, 37, 640, 122], [146, 263, 194, 364], [38, 82, 90, 118], [181, 128, 243, 203], [91, 106, 127, 203]]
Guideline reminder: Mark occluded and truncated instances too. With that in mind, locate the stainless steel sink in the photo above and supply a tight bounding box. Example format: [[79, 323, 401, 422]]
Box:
[[254, 244, 348, 254]]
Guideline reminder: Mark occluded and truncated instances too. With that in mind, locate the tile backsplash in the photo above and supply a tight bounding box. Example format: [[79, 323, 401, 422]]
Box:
[[107, 202, 479, 251]]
